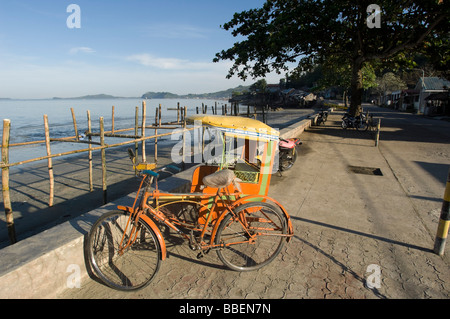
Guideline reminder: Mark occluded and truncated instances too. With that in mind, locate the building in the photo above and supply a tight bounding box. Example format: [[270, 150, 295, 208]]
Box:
[[414, 77, 450, 114]]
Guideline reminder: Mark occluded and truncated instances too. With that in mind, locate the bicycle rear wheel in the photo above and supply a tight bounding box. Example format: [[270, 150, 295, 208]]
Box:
[[87, 210, 161, 291], [215, 202, 287, 272]]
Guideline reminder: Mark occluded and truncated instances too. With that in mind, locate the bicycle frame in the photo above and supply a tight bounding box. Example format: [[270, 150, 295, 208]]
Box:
[[117, 170, 294, 261], [116, 172, 241, 259]]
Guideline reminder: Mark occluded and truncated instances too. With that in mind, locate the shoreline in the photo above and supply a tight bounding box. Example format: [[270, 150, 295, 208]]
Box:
[[0, 108, 316, 247]]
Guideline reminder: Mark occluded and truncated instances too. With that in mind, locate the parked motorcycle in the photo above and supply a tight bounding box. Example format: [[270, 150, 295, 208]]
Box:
[[316, 110, 328, 125], [279, 138, 302, 171], [341, 112, 368, 131]]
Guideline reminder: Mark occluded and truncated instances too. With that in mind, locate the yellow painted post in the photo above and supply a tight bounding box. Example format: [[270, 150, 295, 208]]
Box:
[[434, 168, 450, 256]]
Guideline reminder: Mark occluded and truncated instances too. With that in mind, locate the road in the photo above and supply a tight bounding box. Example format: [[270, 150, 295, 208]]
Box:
[[58, 104, 450, 300]]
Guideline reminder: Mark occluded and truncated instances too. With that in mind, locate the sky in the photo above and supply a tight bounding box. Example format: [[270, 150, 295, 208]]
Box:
[[0, 0, 288, 99]]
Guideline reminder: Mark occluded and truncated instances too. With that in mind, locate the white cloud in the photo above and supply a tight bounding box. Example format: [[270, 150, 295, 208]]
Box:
[[69, 47, 96, 55], [126, 53, 211, 70]]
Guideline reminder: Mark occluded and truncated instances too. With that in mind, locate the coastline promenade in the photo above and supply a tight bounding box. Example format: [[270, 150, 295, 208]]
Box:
[[1, 105, 449, 300], [0, 108, 315, 247], [60, 106, 450, 299]]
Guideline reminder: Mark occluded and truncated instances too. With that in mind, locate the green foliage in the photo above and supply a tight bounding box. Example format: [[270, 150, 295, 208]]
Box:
[[214, 0, 448, 115]]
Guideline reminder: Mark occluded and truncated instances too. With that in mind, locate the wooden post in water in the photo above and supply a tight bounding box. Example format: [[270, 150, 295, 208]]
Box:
[[43, 115, 54, 206], [154, 105, 159, 164], [141, 101, 147, 163], [134, 106, 139, 175], [87, 111, 94, 192], [182, 107, 187, 169], [100, 117, 107, 204], [111, 105, 115, 134], [71, 108, 79, 141], [1, 119, 17, 244]]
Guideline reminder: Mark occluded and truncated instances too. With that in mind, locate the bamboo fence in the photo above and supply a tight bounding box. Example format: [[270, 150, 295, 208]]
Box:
[[0, 100, 248, 245], [0, 101, 190, 244]]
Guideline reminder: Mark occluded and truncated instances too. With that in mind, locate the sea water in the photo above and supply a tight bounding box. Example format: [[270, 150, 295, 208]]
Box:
[[0, 98, 234, 165]]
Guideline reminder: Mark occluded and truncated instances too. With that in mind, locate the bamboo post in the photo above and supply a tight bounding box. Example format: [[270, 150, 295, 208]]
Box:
[[43, 115, 54, 206], [158, 104, 162, 163], [141, 101, 147, 163], [71, 108, 79, 141], [134, 106, 139, 175], [87, 111, 94, 192], [100, 117, 107, 204], [111, 105, 115, 134], [182, 109, 187, 170], [154, 105, 159, 164], [2, 119, 16, 244], [375, 119, 381, 147]]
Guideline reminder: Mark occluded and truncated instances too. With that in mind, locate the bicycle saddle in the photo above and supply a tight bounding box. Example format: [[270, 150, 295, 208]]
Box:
[[202, 169, 242, 192]]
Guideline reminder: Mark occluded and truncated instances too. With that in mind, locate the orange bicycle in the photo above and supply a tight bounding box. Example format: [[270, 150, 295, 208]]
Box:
[[86, 115, 294, 291]]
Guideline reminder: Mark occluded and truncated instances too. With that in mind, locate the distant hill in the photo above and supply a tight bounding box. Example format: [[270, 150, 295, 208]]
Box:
[[142, 85, 250, 100], [49, 85, 252, 101], [141, 92, 180, 99], [52, 94, 135, 100]]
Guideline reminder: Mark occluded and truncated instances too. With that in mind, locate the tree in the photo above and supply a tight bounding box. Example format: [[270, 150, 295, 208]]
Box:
[[372, 72, 408, 105], [214, 0, 448, 116], [249, 79, 267, 93]]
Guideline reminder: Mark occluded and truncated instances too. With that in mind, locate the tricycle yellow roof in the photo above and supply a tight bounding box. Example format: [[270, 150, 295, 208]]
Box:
[[187, 115, 279, 141]]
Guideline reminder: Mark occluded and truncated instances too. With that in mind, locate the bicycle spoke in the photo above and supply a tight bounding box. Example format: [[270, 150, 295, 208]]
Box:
[[88, 211, 161, 291], [216, 202, 287, 271]]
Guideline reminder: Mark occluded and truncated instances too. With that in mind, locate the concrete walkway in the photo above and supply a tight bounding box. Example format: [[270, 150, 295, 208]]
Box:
[[57, 106, 450, 299]]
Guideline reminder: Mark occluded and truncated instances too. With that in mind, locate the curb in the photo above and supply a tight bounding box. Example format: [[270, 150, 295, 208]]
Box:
[[0, 112, 322, 299]]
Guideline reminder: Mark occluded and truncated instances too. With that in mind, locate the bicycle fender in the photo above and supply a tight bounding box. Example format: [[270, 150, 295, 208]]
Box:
[[231, 195, 294, 242], [139, 214, 167, 260], [117, 206, 167, 260]]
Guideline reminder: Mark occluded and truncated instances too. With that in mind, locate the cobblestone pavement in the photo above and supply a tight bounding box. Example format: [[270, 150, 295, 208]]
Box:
[[58, 107, 450, 299]]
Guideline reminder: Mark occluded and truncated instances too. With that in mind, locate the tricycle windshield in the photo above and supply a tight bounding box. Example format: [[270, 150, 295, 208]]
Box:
[[187, 115, 279, 197]]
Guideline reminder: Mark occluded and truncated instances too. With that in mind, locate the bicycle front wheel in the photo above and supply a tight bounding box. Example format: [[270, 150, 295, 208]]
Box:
[[87, 210, 162, 291], [215, 202, 288, 272]]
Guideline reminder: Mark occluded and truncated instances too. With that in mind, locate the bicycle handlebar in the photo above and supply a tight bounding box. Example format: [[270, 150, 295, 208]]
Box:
[[143, 170, 159, 178]]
